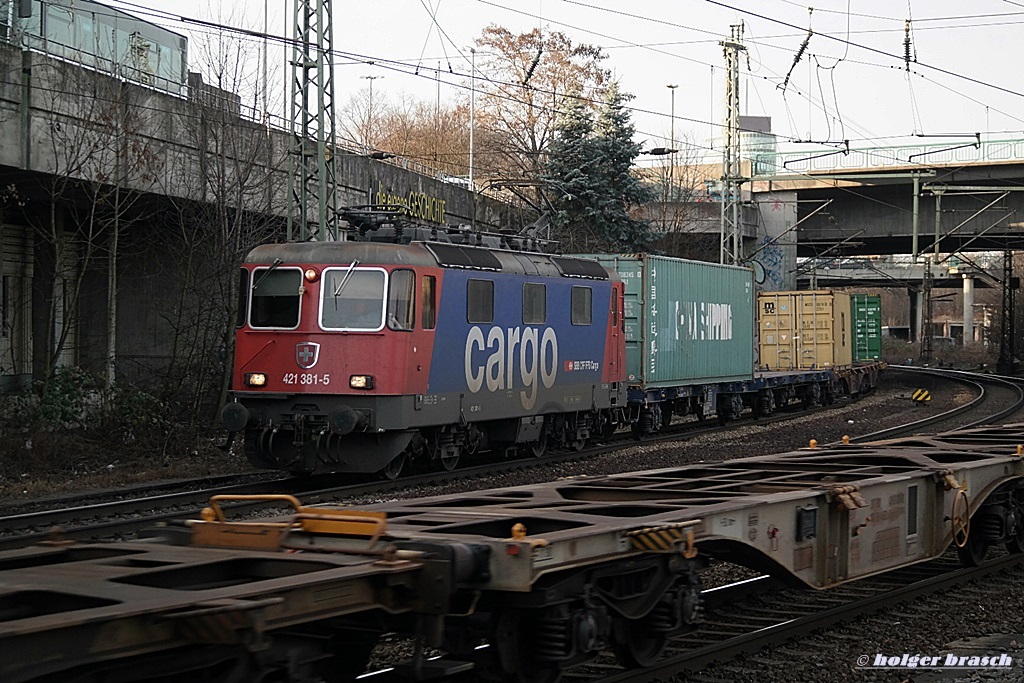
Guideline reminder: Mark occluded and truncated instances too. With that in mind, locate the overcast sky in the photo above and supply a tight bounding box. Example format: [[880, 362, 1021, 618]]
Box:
[[115, 0, 1024, 162]]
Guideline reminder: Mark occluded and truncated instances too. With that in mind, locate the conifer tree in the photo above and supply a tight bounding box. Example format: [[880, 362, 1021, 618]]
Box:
[[542, 83, 653, 252]]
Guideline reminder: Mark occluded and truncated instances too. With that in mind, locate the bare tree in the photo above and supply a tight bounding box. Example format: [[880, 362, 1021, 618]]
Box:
[[30, 56, 159, 393], [338, 89, 472, 178], [155, 29, 284, 419], [637, 138, 723, 261], [473, 26, 610, 183]]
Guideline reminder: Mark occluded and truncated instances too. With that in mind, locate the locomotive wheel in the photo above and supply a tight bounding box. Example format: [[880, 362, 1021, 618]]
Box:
[[440, 446, 460, 471], [529, 432, 547, 458], [380, 453, 406, 480], [610, 617, 667, 669]]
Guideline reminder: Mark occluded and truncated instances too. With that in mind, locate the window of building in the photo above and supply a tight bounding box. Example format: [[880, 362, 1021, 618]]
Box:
[[468, 279, 494, 323], [571, 286, 592, 325], [387, 269, 415, 331], [523, 283, 546, 324]]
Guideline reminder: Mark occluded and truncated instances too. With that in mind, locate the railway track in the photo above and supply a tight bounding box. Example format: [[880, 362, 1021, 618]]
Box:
[[0, 369, 996, 551], [0, 397, 870, 550], [848, 367, 1024, 443]]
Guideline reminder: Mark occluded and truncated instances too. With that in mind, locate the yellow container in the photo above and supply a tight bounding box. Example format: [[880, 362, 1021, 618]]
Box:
[[757, 291, 852, 370]]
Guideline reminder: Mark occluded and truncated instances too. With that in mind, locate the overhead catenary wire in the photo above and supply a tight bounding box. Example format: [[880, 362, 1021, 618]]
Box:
[[778, 10, 812, 94], [96, 0, 1024, 151], [9, 1, 1010, 162]]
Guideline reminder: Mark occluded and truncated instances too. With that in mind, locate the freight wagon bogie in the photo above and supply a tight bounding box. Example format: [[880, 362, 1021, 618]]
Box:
[[356, 553, 706, 682]]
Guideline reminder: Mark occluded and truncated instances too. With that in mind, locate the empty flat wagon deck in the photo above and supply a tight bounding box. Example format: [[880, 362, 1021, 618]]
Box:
[[1, 426, 1022, 682]]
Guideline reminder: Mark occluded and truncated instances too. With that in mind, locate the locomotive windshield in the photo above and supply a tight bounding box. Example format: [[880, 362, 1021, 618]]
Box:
[[321, 268, 386, 330], [249, 267, 302, 328]]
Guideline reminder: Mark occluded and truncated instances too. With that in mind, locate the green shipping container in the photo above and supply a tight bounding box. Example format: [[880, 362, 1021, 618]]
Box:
[[851, 293, 883, 362], [576, 254, 755, 387]]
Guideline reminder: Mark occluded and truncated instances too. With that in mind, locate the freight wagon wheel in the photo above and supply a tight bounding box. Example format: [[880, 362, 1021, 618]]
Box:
[[951, 488, 988, 567], [753, 390, 775, 419], [489, 609, 563, 683], [1006, 491, 1024, 554], [822, 382, 836, 405], [610, 617, 667, 669], [801, 382, 821, 408], [313, 629, 380, 683]]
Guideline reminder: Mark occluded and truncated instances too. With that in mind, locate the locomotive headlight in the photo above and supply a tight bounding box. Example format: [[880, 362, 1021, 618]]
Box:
[[245, 372, 268, 387], [304, 268, 319, 282], [350, 375, 375, 390]]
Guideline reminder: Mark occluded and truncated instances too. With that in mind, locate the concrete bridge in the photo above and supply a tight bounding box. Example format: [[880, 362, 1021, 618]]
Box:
[[751, 142, 1024, 257], [0, 38, 510, 392]]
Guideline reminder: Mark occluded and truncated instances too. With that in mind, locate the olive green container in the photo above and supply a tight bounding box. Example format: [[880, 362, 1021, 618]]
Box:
[[851, 293, 883, 362]]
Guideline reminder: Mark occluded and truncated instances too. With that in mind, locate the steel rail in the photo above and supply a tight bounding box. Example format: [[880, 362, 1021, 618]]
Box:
[[846, 367, 1023, 443], [0, 395, 881, 551]]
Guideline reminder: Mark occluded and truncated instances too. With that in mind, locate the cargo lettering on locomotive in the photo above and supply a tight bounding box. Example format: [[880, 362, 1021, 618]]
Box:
[[464, 325, 558, 410], [676, 301, 734, 341]]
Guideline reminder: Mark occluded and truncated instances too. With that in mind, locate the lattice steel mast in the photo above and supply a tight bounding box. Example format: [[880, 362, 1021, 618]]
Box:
[[998, 250, 1016, 373], [288, 0, 339, 241], [719, 24, 746, 265]]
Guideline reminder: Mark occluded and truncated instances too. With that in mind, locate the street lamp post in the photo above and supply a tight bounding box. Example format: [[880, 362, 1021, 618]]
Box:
[[469, 48, 476, 189], [667, 84, 678, 202], [361, 74, 383, 151]]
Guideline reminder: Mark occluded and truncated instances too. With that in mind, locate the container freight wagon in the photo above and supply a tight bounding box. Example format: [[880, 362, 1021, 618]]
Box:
[[578, 254, 755, 431], [758, 290, 852, 370], [851, 294, 883, 362]]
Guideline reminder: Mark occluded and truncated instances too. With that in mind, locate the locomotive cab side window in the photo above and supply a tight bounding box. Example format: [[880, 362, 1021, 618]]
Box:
[[523, 283, 546, 324], [236, 268, 250, 328], [387, 269, 415, 331], [571, 286, 592, 325], [467, 279, 494, 323], [320, 268, 386, 331], [250, 267, 302, 329], [421, 275, 436, 329]]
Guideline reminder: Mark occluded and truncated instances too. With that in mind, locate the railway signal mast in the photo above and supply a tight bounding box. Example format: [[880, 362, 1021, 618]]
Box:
[[720, 24, 747, 265], [288, 0, 340, 241]]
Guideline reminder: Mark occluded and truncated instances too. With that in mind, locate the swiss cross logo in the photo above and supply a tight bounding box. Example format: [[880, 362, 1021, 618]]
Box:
[[295, 342, 320, 369]]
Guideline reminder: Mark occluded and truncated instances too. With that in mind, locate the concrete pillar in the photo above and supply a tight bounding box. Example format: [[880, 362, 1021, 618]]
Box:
[[963, 275, 974, 344], [910, 289, 925, 342]]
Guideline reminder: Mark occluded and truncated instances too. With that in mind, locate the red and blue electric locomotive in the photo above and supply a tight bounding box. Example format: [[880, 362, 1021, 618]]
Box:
[[220, 240, 627, 476]]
